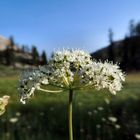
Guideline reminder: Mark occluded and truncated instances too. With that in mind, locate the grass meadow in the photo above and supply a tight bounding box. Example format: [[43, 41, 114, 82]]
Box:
[[0, 66, 140, 140]]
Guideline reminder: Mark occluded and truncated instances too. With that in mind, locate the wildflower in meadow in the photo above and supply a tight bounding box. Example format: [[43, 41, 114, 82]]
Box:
[[88, 111, 92, 116], [15, 112, 21, 117], [0, 95, 10, 116], [115, 124, 121, 129], [93, 109, 98, 114], [108, 116, 117, 123], [135, 134, 140, 140], [98, 106, 104, 111], [18, 49, 125, 140], [104, 98, 110, 104], [9, 117, 18, 123]]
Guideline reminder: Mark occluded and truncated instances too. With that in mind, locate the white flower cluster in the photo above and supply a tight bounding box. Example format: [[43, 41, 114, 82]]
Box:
[[50, 49, 92, 88], [19, 49, 125, 104], [88, 61, 125, 94]]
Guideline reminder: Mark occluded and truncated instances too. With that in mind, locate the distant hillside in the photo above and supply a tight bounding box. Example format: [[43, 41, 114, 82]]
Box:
[[0, 35, 33, 67], [0, 35, 47, 68], [91, 35, 140, 72], [0, 35, 10, 51]]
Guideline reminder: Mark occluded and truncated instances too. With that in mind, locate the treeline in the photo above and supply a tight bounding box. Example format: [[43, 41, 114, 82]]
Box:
[[91, 20, 140, 72], [0, 36, 47, 67]]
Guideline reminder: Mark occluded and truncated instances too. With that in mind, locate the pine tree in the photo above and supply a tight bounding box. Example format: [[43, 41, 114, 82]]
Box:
[[9, 36, 15, 49], [135, 22, 140, 36], [4, 36, 15, 66], [4, 46, 10, 65], [108, 28, 115, 62], [32, 46, 39, 65], [121, 36, 129, 71], [129, 19, 135, 37], [41, 51, 47, 65]]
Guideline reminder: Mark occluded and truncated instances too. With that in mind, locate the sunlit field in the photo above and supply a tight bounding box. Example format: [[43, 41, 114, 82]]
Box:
[[0, 69, 140, 140]]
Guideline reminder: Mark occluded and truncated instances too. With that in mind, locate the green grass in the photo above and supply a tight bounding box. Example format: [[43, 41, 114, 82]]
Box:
[[0, 65, 20, 77], [0, 71, 140, 140]]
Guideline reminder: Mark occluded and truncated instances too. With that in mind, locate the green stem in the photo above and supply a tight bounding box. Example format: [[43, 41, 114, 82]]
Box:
[[69, 89, 73, 140], [37, 87, 63, 93]]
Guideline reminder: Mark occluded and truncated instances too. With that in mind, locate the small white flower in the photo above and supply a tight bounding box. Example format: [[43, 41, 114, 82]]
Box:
[[93, 110, 98, 114], [104, 98, 110, 104], [20, 98, 26, 104], [15, 112, 21, 117], [115, 124, 121, 129], [29, 77, 33, 80], [41, 79, 49, 85], [135, 134, 140, 140], [88, 111, 92, 116], [9, 117, 18, 123], [98, 106, 104, 111], [108, 116, 117, 123]]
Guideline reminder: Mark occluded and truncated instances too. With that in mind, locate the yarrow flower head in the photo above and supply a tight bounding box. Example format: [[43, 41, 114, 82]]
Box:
[[0, 95, 10, 116], [19, 49, 125, 104]]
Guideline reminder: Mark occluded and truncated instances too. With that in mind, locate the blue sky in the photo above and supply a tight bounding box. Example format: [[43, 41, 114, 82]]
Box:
[[0, 0, 140, 56]]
